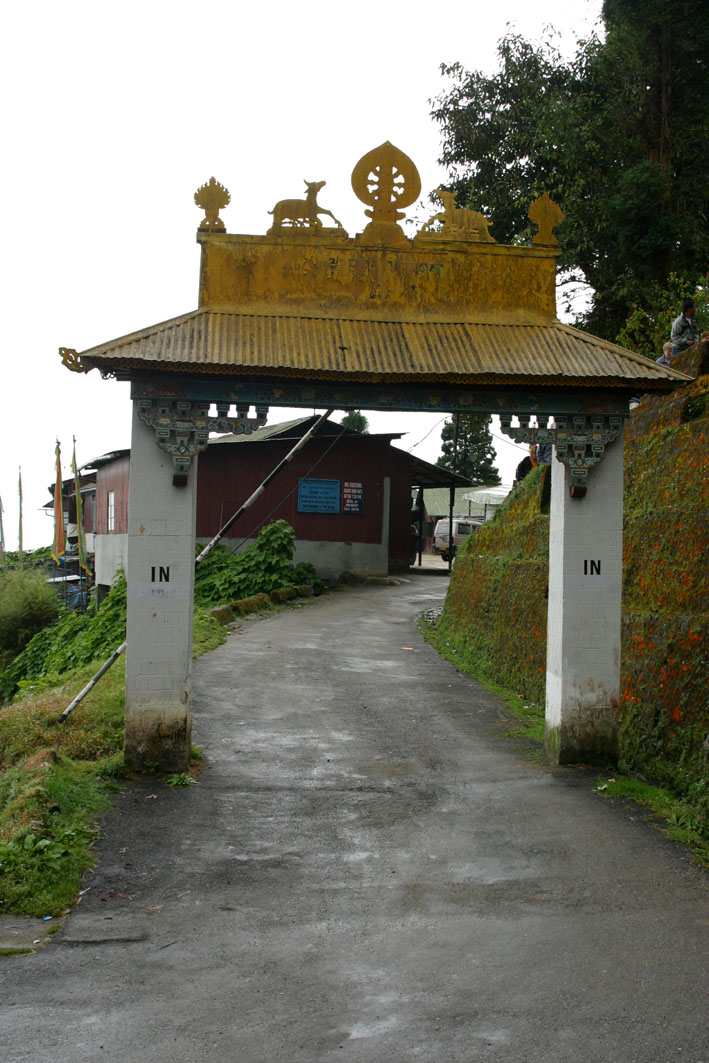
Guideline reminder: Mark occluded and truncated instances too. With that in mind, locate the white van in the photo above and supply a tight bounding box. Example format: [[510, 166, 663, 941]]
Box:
[[433, 517, 482, 559]]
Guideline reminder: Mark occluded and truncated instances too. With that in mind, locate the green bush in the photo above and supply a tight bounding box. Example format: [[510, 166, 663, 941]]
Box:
[[1, 522, 320, 704], [0, 574, 127, 704], [194, 520, 321, 606], [0, 568, 59, 661]]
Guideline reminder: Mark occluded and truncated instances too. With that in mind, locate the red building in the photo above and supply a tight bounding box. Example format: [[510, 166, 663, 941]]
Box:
[[85, 416, 466, 597]]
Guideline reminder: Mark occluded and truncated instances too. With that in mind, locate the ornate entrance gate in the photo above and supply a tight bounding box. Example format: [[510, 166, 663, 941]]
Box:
[[61, 142, 685, 770]]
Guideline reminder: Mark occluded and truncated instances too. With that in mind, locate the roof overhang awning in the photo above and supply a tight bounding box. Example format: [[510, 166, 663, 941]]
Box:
[[67, 307, 690, 395]]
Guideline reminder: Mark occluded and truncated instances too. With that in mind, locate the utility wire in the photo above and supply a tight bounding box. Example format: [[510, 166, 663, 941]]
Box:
[[227, 419, 351, 556], [406, 416, 447, 452]]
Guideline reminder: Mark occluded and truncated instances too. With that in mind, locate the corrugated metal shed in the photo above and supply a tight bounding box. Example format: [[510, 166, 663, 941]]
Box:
[[419, 486, 483, 517], [75, 308, 688, 390]]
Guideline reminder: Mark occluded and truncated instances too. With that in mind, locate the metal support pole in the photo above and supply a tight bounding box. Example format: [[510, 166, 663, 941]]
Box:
[[196, 408, 335, 564], [447, 484, 454, 574]]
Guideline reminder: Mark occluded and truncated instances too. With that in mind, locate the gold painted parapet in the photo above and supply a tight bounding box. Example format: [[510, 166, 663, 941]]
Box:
[[196, 230, 559, 322], [195, 143, 561, 322]]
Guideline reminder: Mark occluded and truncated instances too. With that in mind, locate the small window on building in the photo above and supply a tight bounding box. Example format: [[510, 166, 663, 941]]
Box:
[[107, 491, 115, 533]]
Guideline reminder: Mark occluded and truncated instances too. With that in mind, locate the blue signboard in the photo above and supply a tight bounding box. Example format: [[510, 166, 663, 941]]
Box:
[[298, 478, 340, 513]]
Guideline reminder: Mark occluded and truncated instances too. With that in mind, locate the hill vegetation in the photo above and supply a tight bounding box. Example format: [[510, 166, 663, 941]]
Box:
[[433, 342, 709, 857], [0, 520, 320, 918]]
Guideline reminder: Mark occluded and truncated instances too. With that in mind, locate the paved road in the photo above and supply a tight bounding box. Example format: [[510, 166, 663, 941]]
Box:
[[1, 574, 706, 1062]]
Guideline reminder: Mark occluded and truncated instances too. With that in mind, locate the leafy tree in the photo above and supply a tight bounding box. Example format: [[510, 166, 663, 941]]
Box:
[[436, 415, 500, 485], [0, 568, 59, 661], [431, 0, 709, 341], [340, 410, 369, 433], [617, 273, 708, 359]]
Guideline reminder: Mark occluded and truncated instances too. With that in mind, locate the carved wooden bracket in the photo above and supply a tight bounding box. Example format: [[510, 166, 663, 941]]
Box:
[[499, 413, 624, 498], [59, 347, 88, 373], [137, 399, 268, 486]]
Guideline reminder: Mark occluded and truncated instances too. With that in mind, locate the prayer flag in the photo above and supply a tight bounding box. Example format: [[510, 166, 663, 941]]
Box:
[[18, 468, 23, 565], [51, 442, 65, 565], [71, 438, 90, 576]]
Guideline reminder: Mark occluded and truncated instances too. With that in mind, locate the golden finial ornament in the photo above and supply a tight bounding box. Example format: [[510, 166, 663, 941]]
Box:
[[529, 192, 563, 246], [59, 347, 87, 373], [418, 188, 495, 242], [351, 142, 421, 246], [267, 180, 345, 234], [194, 177, 231, 233]]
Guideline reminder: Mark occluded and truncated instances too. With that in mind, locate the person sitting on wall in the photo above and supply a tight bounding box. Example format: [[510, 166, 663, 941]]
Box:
[[656, 341, 673, 367], [671, 299, 700, 356]]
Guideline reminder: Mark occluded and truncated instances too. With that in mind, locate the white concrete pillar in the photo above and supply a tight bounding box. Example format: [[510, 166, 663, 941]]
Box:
[[124, 403, 197, 771], [545, 427, 624, 763]]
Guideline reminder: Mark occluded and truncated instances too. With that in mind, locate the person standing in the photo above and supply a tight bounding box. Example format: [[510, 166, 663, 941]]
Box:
[[670, 299, 699, 356]]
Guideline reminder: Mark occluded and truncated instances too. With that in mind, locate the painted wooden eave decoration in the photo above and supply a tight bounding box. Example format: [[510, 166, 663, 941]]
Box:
[[61, 141, 689, 395]]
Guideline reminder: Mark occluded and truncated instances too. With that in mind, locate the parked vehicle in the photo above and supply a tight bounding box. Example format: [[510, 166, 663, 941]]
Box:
[[433, 517, 482, 559]]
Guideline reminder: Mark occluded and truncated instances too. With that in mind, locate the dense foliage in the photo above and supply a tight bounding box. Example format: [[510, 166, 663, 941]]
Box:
[[0, 568, 60, 666], [617, 272, 708, 359], [436, 414, 500, 484], [434, 344, 708, 854], [0, 520, 315, 704], [339, 410, 369, 433], [431, 0, 709, 340], [194, 520, 321, 607], [0, 574, 127, 704]]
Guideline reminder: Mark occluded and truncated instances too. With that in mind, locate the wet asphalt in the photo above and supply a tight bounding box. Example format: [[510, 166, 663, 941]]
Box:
[[1, 573, 706, 1062]]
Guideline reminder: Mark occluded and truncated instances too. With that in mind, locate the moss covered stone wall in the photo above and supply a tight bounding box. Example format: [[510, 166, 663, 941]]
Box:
[[439, 467, 549, 707], [438, 343, 708, 788]]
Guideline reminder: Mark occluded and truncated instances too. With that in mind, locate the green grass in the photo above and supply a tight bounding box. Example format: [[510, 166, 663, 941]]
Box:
[[0, 609, 225, 918], [193, 609, 228, 657], [594, 776, 709, 868], [421, 616, 708, 866], [0, 661, 127, 917], [419, 616, 545, 748], [0, 754, 123, 915]]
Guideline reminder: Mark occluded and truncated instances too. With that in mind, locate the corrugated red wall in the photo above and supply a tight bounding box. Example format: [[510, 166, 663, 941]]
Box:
[[197, 435, 391, 544], [95, 456, 130, 535], [95, 436, 415, 569]]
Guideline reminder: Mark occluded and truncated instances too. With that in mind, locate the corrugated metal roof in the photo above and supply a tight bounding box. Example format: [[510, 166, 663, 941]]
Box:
[[76, 308, 689, 389], [416, 486, 480, 515]]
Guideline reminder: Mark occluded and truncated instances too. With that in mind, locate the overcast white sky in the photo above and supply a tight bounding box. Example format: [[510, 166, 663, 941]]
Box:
[[1, 0, 602, 550]]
